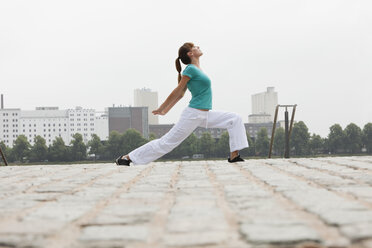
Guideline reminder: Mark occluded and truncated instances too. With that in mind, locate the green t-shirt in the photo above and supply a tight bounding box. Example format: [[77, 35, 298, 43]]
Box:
[[182, 64, 212, 110]]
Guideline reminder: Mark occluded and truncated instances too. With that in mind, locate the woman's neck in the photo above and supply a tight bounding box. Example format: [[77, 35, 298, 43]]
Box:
[[191, 58, 200, 68]]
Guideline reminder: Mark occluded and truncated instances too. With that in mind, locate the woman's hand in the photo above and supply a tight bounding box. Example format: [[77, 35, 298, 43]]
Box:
[[152, 109, 165, 115]]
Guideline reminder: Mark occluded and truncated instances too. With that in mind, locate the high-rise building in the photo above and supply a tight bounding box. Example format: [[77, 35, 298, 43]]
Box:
[[108, 106, 149, 139], [249, 87, 278, 123], [134, 88, 158, 125]]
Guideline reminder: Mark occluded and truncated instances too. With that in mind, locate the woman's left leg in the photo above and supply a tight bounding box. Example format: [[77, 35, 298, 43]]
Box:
[[204, 110, 249, 153]]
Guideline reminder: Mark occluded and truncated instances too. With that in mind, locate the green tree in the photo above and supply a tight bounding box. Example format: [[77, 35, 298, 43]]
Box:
[[12, 135, 30, 162], [273, 127, 285, 156], [70, 133, 87, 161], [255, 128, 270, 156], [120, 129, 147, 155], [322, 138, 330, 154], [180, 133, 199, 157], [199, 132, 215, 158], [216, 131, 230, 157], [309, 134, 323, 155], [290, 121, 310, 156], [247, 135, 256, 156], [187, 133, 199, 155], [167, 133, 199, 159], [0, 141, 12, 163], [48, 137, 69, 162], [328, 124, 345, 154], [363, 123, 372, 153], [29, 136, 48, 162], [88, 134, 103, 160], [344, 123, 362, 154], [105, 131, 123, 158], [148, 132, 157, 141]]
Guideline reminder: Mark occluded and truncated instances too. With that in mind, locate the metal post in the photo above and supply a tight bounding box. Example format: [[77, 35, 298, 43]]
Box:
[[0, 146, 8, 166], [268, 105, 279, 158], [284, 107, 289, 158], [288, 104, 297, 139]]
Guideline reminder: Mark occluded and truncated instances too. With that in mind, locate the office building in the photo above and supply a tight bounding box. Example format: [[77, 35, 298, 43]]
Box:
[[134, 88, 158, 125], [108, 106, 149, 139], [249, 87, 278, 123]]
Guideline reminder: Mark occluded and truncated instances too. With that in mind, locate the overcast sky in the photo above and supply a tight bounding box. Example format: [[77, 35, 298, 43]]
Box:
[[0, 0, 371, 137]]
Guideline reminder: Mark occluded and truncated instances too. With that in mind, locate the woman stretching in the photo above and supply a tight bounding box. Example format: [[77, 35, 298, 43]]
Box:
[[116, 42, 248, 166]]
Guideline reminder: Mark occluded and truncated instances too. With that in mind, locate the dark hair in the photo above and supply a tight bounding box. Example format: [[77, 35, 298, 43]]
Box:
[[175, 42, 194, 83]]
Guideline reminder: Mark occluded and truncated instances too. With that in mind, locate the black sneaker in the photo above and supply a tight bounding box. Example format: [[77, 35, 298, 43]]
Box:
[[228, 154, 245, 163], [115, 156, 131, 166]]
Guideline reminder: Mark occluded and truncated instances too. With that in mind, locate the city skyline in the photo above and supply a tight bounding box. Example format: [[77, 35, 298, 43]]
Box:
[[1, 0, 371, 137], [1, 90, 369, 142]]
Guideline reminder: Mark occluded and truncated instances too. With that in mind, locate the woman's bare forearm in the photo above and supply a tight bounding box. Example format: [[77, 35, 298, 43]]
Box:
[[153, 76, 189, 116], [162, 94, 184, 114], [158, 90, 181, 113]]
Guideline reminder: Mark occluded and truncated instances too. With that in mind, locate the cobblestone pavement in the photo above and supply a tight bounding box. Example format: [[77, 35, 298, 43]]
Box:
[[1, 156, 372, 248]]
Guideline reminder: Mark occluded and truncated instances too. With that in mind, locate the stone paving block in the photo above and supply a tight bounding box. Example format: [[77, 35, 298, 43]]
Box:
[[330, 185, 372, 200], [79, 225, 148, 242], [0, 195, 40, 218], [24, 201, 94, 223], [240, 223, 320, 245], [73, 187, 119, 202], [0, 219, 65, 235], [35, 184, 77, 193], [15, 192, 59, 202], [163, 231, 230, 247], [320, 210, 372, 225], [223, 185, 272, 199], [102, 202, 160, 217], [166, 216, 228, 233], [85, 212, 151, 226], [0, 233, 46, 248], [339, 222, 372, 241]]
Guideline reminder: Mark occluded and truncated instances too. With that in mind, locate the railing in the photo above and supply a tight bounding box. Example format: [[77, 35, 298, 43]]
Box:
[[268, 104, 297, 158]]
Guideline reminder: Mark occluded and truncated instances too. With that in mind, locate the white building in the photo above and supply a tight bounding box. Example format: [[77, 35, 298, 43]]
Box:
[[0, 108, 21, 147], [134, 88, 158, 125], [94, 112, 109, 141], [249, 87, 278, 123], [0, 106, 109, 147], [20, 107, 69, 146]]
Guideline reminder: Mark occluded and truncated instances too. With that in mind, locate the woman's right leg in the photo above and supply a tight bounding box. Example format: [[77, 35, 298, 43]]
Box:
[[128, 108, 202, 165]]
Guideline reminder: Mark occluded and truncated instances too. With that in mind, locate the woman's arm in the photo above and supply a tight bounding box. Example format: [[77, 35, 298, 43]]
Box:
[[152, 76, 189, 115], [160, 83, 187, 114]]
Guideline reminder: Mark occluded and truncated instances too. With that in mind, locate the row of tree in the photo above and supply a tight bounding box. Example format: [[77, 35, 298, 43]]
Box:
[[271, 122, 372, 156], [1, 122, 371, 163]]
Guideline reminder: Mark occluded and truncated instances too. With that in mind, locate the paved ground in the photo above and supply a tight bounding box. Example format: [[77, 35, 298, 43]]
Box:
[[1, 156, 372, 248]]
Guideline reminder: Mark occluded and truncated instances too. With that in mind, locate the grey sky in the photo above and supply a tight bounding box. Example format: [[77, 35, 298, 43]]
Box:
[[1, 0, 371, 137]]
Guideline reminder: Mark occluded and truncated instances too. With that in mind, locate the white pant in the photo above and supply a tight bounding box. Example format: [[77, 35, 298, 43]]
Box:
[[129, 107, 249, 165]]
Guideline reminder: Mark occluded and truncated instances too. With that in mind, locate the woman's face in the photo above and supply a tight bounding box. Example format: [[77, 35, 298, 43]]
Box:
[[189, 45, 203, 58]]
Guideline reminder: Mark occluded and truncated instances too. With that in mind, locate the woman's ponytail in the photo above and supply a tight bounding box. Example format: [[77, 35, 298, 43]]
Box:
[[175, 57, 182, 83]]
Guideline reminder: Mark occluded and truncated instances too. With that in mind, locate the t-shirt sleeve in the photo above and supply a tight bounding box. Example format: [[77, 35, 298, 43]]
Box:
[[182, 65, 197, 79]]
